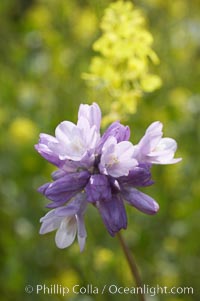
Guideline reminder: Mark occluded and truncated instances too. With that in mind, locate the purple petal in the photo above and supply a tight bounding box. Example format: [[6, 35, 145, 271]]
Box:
[[39, 210, 62, 234], [78, 103, 102, 131], [53, 121, 88, 161], [39, 171, 90, 207], [85, 174, 112, 203], [47, 171, 90, 194], [54, 203, 81, 217], [51, 160, 83, 178], [55, 216, 77, 249], [35, 134, 63, 167], [51, 169, 67, 181], [123, 187, 159, 215], [136, 121, 163, 155], [55, 194, 87, 251], [118, 164, 154, 187], [73, 150, 96, 170], [134, 122, 182, 165], [51, 152, 96, 180], [54, 193, 87, 216], [97, 121, 130, 153], [38, 183, 50, 194], [76, 214, 87, 252], [146, 138, 182, 164], [96, 194, 127, 236], [46, 195, 75, 208]]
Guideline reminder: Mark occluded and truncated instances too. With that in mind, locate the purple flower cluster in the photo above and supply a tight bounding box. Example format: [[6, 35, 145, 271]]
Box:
[[35, 103, 181, 251]]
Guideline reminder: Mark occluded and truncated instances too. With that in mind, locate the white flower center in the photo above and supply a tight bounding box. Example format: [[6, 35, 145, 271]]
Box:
[[70, 136, 85, 155], [105, 154, 119, 168]]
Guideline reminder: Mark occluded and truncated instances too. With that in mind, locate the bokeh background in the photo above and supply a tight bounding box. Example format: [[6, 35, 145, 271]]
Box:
[[0, 0, 200, 301]]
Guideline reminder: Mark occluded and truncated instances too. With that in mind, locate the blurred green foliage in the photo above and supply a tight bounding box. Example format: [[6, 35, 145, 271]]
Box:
[[0, 0, 200, 301]]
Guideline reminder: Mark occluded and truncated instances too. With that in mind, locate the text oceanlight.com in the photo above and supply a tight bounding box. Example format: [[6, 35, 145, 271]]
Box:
[[25, 284, 194, 296]]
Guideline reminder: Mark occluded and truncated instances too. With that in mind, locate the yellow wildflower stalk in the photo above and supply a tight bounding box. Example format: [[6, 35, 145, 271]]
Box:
[[83, 0, 162, 125]]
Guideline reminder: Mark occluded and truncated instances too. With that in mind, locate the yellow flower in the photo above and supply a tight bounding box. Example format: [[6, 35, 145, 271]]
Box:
[[83, 0, 162, 124], [9, 117, 38, 145]]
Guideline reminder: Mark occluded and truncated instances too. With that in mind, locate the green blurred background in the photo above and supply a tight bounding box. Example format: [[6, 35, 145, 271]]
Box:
[[0, 0, 200, 301]]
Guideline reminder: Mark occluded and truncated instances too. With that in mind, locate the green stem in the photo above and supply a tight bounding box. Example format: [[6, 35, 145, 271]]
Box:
[[117, 231, 146, 301]]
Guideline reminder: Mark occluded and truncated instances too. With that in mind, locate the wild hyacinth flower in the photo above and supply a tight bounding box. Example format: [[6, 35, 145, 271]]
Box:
[[35, 103, 181, 251]]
